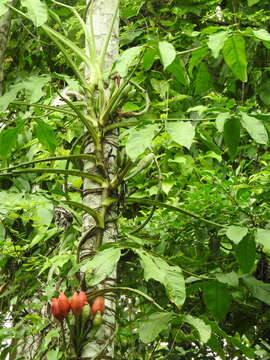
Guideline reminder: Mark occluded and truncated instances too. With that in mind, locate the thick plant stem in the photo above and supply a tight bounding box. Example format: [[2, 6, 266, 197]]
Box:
[[81, 0, 119, 358]]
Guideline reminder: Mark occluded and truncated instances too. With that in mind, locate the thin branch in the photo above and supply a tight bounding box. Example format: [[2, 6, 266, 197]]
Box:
[[126, 198, 225, 228]]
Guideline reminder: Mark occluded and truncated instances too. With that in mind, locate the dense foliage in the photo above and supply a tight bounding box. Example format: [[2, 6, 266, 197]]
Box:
[[1, 0, 270, 359]]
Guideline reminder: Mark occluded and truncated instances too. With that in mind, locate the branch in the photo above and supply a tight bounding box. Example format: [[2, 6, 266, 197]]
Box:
[[126, 198, 225, 228], [0, 168, 107, 185]]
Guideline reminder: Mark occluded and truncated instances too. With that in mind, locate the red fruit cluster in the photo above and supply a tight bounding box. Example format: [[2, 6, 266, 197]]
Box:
[[51, 292, 70, 322], [70, 291, 88, 316], [51, 291, 88, 321], [91, 296, 105, 316]]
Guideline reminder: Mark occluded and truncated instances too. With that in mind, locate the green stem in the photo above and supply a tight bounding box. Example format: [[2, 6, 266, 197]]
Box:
[[126, 198, 225, 228]]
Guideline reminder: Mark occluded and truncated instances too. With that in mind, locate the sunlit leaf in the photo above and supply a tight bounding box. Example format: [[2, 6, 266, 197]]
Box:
[[158, 41, 176, 69], [223, 35, 247, 82], [138, 312, 173, 343], [167, 121, 195, 150]]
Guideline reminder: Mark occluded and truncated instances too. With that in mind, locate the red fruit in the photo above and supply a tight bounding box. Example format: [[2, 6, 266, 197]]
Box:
[[70, 292, 83, 316], [58, 292, 70, 317], [91, 296, 105, 316], [78, 291, 88, 306], [51, 297, 63, 321]]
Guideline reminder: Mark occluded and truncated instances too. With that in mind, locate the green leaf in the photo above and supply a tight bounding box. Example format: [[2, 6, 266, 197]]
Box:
[[0, 88, 18, 111], [207, 334, 226, 360], [167, 121, 195, 150], [224, 117, 240, 159], [143, 48, 157, 70], [0, 128, 18, 159], [215, 272, 239, 287], [223, 35, 247, 82], [226, 225, 248, 244], [188, 47, 208, 75], [35, 119, 57, 153], [215, 112, 230, 133], [126, 124, 158, 161], [240, 112, 268, 145], [0, 1, 8, 17], [136, 249, 186, 308], [165, 266, 186, 308], [158, 41, 176, 69], [255, 228, 270, 252], [194, 63, 213, 95], [40, 329, 59, 353], [235, 235, 256, 274], [207, 31, 230, 58], [20, 75, 50, 103], [115, 46, 142, 77], [243, 275, 270, 306], [21, 0, 48, 27], [210, 321, 256, 358], [183, 314, 211, 343], [81, 248, 121, 286], [47, 350, 59, 360], [248, 0, 259, 5], [252, 29, 270, 41], [203, 281, 231, 321], [167, 57, 189, 86], [138, 312, 173, 343]]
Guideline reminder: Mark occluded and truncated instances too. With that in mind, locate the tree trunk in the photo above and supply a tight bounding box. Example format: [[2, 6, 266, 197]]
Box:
[[81, 0, 119, 358]]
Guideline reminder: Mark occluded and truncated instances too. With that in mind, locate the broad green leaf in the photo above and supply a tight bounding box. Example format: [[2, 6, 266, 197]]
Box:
[[126, 124, 158, 161], [47, 350, 59, 360], [252, 29, 270, 41], [226, 225, 248, 244], [235, 235, 256, 274], [240, 113, 268, 145], [138, 312, 173, 343], [81, 248, 121, 286], [21, 0, 48, 27], [21, 75, 50, 103], [248, 0, 259, 5], [203, 281, 230, 321], [183, 314, 211, 343], [115, 46, 142, 77], [0, 1, 8, 16], [167, 121, 195, 150], [0, 88, 18, 111], [136, 249, 186, 307], [215, 112, 230, 132], [150, 78, 169, 98], [33, 199, 54, 229], [0, 128, 18, 159], [35, 119, 57, 153], [255, 228, 270, 251], [188, 47, 208, 75], [143, 48, 157, 70], [167, 57, 189, 86], [215, 272, 239, 287], [243, 275, 270, 306], [224, 117, 240, 159], [223, 35, 247, 82], [194, 63, 213, 95], [165, 265, 186, 308], [158, 41, 176, 69], [207, 31, 230, 59]]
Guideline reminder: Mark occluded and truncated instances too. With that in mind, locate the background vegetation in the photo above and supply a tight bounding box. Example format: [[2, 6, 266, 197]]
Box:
[[1, 0, 270, 359]]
